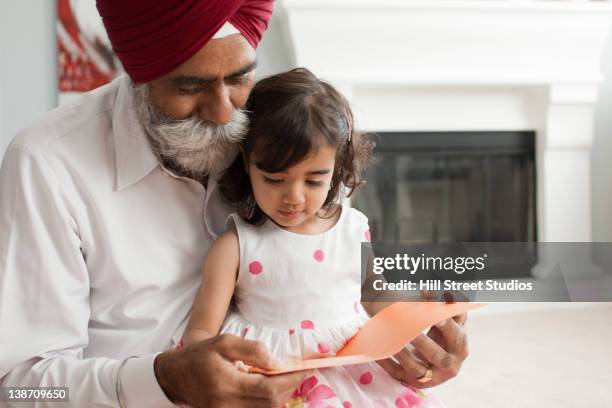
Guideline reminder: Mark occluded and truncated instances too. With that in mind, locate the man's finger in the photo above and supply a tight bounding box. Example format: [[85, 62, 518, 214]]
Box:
[[411, 333, 453, 370], [393, 348, 429, 379], [215, 334, 278, 369], [266, 370, 311, 396], [434, 318, 467, 355], [269, 375, 308, 407], [236, 369, 309, 400], [379, 350, 431, 381], [453, 312, 468, 326], [376, 358, 411, 383]]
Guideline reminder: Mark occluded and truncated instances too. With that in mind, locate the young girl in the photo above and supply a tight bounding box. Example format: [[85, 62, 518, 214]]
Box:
[[183, 68, 444, 408]]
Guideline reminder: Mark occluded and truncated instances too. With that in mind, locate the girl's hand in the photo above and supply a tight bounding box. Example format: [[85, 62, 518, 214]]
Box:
[[377, 313, 468, 388]]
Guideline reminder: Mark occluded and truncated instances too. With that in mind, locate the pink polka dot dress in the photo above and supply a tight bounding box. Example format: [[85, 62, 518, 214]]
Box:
[[220, 206, 445, 408]]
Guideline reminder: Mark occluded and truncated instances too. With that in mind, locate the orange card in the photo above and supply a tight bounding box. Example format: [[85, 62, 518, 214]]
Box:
[[251, 302, 484, 375]]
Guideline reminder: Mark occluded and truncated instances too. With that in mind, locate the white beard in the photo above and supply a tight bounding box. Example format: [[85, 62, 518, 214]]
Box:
[[132, 83, 248, 180]]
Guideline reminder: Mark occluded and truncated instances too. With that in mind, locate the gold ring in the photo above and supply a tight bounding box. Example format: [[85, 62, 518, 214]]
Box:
[[416, 366, 433, 383]]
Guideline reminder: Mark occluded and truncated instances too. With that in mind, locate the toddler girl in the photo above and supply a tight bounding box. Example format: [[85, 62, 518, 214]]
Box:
[[183, 68, 444, 408]]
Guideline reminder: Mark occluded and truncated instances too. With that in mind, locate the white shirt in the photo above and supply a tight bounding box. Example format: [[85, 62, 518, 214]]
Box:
[[0, 75, 232, 407]]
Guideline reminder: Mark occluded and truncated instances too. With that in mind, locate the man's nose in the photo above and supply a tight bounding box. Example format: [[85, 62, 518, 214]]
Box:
[[198, 83, 234, 125]]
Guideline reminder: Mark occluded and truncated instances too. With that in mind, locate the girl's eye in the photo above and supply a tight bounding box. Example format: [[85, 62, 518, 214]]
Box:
[[306, 180, 324, 187], [263, 176, 283, 184]]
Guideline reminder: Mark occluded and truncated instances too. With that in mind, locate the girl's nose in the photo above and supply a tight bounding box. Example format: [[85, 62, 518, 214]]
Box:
[[283, 183, 305, 205]]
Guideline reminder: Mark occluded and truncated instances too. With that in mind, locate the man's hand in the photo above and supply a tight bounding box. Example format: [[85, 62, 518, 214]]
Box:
[[154, 334, 309, 408], [377, 313, 468, 388]]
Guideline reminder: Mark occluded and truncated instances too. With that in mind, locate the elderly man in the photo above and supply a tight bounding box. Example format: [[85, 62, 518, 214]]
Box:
[[0, 1, 468, 407]]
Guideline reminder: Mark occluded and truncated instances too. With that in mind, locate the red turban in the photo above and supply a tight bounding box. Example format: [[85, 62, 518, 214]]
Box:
[[96, 0, 274, 83]]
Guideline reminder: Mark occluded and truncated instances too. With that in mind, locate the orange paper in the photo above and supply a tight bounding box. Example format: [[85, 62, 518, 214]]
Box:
[[251, 302, 484, 375]]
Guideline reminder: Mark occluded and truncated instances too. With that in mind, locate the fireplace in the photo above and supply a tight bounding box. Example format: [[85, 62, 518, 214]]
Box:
[[352, 131, 536, 244], [351, 131, 537, 278], [279, 0, 612, 277]]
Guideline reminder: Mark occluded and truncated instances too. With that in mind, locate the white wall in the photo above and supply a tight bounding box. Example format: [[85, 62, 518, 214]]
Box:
[[593, 33, 612, 259], [0, 1, 57, 161], [0, 3, 610, 245], [256, 3, 296, 80], [0, 0, 291, 161]]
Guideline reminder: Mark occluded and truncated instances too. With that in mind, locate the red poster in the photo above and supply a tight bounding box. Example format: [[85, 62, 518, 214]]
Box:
[[57, 0, 121, 103]]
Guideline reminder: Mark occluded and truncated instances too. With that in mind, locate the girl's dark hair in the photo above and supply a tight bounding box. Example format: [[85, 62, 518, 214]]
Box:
[[219, 67, 374, 225]]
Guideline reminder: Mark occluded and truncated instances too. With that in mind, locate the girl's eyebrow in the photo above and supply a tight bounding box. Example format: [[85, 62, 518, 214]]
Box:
[[306, 169, 331, 175], [268, 169, 331, 175], [256, 165, 331, 176]]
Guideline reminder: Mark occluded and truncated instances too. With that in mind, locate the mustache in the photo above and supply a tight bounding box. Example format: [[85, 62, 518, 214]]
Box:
[[131, 83, 249, 178], [149, 109, 248, 153]]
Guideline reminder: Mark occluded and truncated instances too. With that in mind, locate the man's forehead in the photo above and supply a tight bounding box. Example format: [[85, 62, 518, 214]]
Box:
[[161, 35, 256, 83]]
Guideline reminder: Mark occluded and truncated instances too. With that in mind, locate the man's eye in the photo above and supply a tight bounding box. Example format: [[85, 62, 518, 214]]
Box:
[[227, 75, 251, 86], [177, 87, 199, 95], [263, 176, 283, 184]]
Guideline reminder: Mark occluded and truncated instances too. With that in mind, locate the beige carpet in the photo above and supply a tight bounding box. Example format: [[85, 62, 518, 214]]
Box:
[[433, 303, 612, 407]]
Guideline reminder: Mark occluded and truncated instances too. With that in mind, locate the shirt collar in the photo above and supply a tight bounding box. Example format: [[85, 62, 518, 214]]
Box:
[[112, 75, 160, 191]]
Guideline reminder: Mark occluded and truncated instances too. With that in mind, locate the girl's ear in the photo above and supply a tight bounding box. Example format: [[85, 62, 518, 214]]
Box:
[[240, 147, 250, 175]]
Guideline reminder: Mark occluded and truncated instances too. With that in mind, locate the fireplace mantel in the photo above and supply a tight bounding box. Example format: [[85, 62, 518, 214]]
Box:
[[280, 0, 612, 251], [282, 0, 612, 86]]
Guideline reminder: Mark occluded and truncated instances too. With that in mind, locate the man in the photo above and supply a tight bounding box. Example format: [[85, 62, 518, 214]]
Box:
[[0, 1, 468, 407]]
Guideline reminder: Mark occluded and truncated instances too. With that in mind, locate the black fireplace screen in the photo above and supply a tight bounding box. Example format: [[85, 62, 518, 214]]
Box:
[[352, 131, 537, 278]]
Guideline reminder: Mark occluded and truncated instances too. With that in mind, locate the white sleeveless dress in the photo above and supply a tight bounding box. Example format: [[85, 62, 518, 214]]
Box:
[[219, 206, 445, 408]]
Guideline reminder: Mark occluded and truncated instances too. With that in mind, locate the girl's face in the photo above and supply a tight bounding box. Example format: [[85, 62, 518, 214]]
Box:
[[248, 145, 336, 232]]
